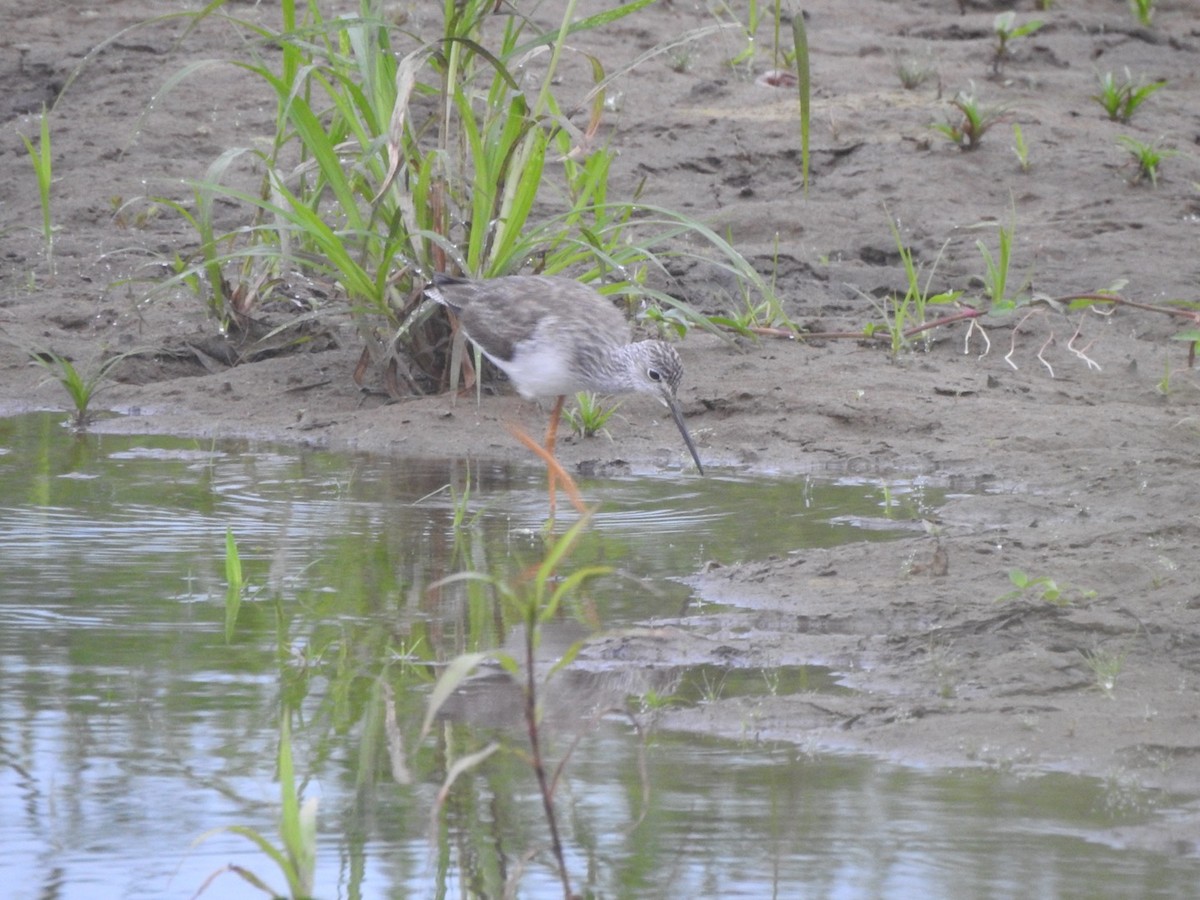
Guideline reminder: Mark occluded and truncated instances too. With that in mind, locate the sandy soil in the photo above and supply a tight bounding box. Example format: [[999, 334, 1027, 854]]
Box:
[[4, 0, 1200, 855]]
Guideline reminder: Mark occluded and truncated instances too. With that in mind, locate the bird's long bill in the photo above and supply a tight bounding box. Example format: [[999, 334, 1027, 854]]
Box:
[[665, 395, 705, 475]]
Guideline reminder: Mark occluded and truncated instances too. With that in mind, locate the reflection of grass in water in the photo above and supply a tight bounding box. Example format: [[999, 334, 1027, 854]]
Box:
[[424, 514, 614, 898], [193, 717, 317, 900]]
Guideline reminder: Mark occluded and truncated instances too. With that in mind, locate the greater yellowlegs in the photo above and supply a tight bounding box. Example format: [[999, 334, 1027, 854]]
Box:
[[426, 273, 705, 482]]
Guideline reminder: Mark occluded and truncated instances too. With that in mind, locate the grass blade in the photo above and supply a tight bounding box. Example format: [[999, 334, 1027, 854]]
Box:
[[793, 13, 810, 195]]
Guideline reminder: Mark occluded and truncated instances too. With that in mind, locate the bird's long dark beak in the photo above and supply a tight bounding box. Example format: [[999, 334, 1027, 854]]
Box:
[[665, 395, 705, 475]]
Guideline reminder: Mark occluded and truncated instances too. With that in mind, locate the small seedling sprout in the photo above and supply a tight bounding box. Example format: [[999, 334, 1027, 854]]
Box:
[[996, 568, 1096, 606], [1117, 135, 1176, 187], [1011, 123, 1031, 172], [1128, 0, 1156, 27], [894, 52, 936, 90], [18, 105, 55, 272], [992, 13, 1043, 76], [565, 391, 622, 438]]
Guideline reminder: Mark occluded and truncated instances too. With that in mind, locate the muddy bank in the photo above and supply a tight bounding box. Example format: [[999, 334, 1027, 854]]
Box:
[[3, 0, 1200, 855]]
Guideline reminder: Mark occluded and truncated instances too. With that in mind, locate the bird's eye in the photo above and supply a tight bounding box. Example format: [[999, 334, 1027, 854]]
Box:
[[647, 368, 663, 382]]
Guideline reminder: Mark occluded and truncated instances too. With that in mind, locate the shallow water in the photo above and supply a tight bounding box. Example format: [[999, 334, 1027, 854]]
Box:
[[0, 412, 1195, 898]]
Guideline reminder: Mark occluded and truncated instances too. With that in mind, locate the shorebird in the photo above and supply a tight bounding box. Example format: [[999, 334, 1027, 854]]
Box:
[[426, 273, 704, 509]]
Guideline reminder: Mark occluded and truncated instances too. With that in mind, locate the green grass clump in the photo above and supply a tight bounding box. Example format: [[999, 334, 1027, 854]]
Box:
[[894, 53, 935, 90], [1081, 646, 1128, 697], [1092, 69, 1165, 123], [565, 392, 622, 438], [867, 217, 958, 356], [963, 206, 1028, 313], [30, 350, 129, 429], [136, 0, 777, 391]]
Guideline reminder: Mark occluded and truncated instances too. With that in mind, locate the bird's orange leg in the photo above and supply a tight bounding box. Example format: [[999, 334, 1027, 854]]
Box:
[[505, 422, 587, 518]]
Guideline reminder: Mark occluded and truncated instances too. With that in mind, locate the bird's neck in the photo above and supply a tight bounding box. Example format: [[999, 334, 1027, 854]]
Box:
[[583, 342, 647, 394]]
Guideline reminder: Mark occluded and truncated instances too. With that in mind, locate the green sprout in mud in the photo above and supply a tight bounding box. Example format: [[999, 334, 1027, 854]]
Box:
[[1169, 326, 1200, 378], [931, 88, 1007, 150], [699, 668, 728, 704], [996, 568, 1096, 606], [1011, 123, 1031, 172], [1118, 136, 1175, 187], [1155, 352, 1177, 396], [1081, 646, 1128, 698], [871, 217, 958, 356], [668, 45, 695, 73], [637, 689, 680, 712], [712, 0, 795, 73], [971, 208, 1029, 312], [894, 52, 936, 90], [992, 12, 1043, 76], [1093, 70, 1165, 123], [19, 105, 55, 272], [977, 224, 1015, 309]]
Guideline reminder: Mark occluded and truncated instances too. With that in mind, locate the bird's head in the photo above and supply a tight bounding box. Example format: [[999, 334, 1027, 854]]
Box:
[[630, 341, 704, 475]]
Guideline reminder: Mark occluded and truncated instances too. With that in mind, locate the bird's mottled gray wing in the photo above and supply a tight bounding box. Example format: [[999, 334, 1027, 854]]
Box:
[[434, 275, 629, 363]]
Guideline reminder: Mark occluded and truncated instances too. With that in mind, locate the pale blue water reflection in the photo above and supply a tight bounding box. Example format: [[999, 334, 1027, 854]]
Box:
[[1, 413, 1196, 898]]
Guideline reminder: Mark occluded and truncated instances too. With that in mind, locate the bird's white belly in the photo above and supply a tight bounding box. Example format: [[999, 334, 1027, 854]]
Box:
[[484, 343, 581, 399]]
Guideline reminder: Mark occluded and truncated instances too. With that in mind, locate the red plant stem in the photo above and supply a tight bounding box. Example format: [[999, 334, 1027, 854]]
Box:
[[902, 305, 985, 337], [1051, 292, 1200, 322], [736, 292, 1200, 348]]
